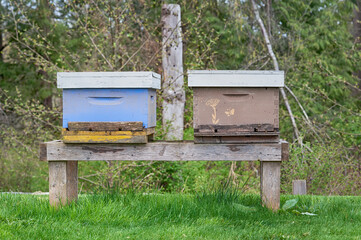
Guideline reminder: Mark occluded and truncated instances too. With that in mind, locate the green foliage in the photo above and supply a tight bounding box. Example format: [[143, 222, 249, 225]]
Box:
[[0, 89, 61, 191], [282, 142, 361, 195], [282, 198, 298, 211], [274, 0, 361, 148]]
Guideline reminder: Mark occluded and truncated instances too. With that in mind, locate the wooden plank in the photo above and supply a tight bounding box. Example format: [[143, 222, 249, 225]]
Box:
[[194, 135, 279, 144], [41, 141, 282, 162], [49, 161, 78, 206], [195, 124, 277, 134], [260, 161, 281, 211], [293, 180, 307, 195], [62, 128, 154, 143], [162, 4, 185, 140], [188, 70, 284, 87], [145, 127, 156, 135], [63, 135, 148, 144], [57, 72, 161, 89], [62, 129, 149, 136], [68, 122, 144, 131], [63, 128, 155, 136]]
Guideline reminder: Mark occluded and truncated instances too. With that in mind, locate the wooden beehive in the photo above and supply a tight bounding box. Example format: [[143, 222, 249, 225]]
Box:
[[57, 72, 160, 143], [188, 70, 284, 143]]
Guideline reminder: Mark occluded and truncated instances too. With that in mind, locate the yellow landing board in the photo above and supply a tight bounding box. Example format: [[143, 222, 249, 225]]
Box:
[[62, 129, 150, 143]]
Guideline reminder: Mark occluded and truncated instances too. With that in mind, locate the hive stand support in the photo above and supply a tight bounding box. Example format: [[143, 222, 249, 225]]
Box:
[[49, 161, 78, 206], [42, 141, 288, 210], [260, 161, 281, 211]]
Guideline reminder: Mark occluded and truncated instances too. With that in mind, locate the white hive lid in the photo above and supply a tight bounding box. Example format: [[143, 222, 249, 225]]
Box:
[[187, 70, 284, 87], [57, 72, 161, 89]]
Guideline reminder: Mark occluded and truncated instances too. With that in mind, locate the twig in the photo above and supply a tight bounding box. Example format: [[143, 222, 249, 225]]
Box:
[[0, 103, 9, 125], [135, 173, 154, 189], [227, 161, 238, 185], [258, 58, 270, 70], [317, 60, 361, 92], [10, 1, 75, 69], [285, 85, 324, 144], [79, 182, 84, 195], [303, 85, 361, 117], [118, 36, 151, 71], [79, 176, 106, 189], [242, 55, 268, 70], [144, 19, 181, 69], [69, 2, 114, 70]]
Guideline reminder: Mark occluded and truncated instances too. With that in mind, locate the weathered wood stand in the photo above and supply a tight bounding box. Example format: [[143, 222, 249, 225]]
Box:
[[40, 140, 288, 211]]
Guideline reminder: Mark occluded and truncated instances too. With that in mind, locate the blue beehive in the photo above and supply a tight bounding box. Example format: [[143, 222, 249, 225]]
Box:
[[57, 72, 161, 129]]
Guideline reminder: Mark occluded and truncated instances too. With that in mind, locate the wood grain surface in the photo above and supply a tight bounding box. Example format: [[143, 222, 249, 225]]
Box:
[[260, 161, 281, 211], [49, 161, 78, 206], [40, 141, 283, 162], [62, 128, 154, 143]]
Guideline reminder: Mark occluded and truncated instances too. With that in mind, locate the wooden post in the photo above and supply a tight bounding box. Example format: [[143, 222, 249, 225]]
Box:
[[293, 180, 307, 195], [41, 140, 288, 211], [161, 4, 185, 140], [49, 161, 78, 206], [260, 161, 281, 211], [260, 141, 287, 211]]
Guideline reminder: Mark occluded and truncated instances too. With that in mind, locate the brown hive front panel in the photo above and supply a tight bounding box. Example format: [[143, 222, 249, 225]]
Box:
[[188, 70, 284, 143], [193, 87, 279, 132]]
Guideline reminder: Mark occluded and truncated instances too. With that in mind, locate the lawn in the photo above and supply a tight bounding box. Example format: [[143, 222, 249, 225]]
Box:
[[0, 191, 360, 239]]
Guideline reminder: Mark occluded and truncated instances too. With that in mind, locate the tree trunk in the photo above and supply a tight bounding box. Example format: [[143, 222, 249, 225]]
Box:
[[0, 1, 3, 62], [161, 4, 185, 140], [267, 0, 272, 37], [353, 1, 361, 91]]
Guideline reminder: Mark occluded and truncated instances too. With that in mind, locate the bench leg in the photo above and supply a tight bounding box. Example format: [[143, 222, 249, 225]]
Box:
[[49, 161, 78, 206], [260, 161, 281, 211]]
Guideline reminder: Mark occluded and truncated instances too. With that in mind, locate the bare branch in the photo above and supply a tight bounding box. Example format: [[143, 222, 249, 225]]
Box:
[[135, 173, 154, 189], [79, 177, 106, 189], [144, 19, 181, 69], [285, 85, 324, 144], [242, 55, 268, 69], [251, 0, 278, 71], [251, 0, 303, 146], [118, 36, 151, 71], [69, 2, 114, 70]]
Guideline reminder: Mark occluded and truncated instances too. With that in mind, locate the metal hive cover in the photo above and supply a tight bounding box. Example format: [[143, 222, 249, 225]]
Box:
[[188, 70, 284, 87], [57, 72, 161, 89]]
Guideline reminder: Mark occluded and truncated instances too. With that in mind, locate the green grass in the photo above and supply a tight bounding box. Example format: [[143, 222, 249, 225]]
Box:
[[1, 191, 361, 240]]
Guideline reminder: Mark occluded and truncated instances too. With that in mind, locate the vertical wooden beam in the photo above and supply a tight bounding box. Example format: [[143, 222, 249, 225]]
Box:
[[260, 161, 281, 211], [281, 141, 289, 161], [293, 180, 307, 195], [161, 4, 185, 140], [49, 161, 78, 206]]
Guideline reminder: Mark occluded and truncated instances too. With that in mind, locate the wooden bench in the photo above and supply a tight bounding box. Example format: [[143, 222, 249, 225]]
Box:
[[40, 140, 288, 211]]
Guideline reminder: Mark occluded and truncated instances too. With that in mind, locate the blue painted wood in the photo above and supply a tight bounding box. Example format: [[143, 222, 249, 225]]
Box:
[[62, 89, 156, 128]]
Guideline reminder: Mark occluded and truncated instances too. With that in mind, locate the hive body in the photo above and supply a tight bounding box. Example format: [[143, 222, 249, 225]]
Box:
[[188, 70, 284, 143], [58, 72, 160, 143], [62, 88, 156, 129]]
